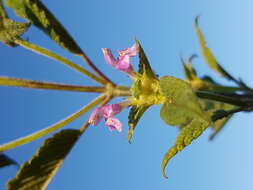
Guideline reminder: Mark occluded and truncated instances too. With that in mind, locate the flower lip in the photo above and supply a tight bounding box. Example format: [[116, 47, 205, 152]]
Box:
[[88, 102, 129, 132], [105, 117, 122, 132]]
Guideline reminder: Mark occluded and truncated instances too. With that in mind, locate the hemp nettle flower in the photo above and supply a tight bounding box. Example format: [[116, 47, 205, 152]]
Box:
[[88, 107, 103, 126], [102, 43, 139, 76], [105, 117, 122, 132], [102, 104, 123, 118], [88, 102, 128, 132]]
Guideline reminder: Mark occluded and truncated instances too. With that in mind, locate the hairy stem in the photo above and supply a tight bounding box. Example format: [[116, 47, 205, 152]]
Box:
[[0, 76, 105, 93], [0, 95, 105, 152], [14, 38, 106, 85], [196, 90, 251, 107]]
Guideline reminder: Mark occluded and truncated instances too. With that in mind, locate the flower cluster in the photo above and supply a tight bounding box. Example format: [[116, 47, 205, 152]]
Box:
[[89, 43, 139, 132]]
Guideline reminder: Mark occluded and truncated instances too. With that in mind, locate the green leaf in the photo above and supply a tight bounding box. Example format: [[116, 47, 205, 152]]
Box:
[[181, 55, 198, 81], [161, 118, 209, 178], [199, 99, 235, 140], [7, 129, 81, 190], [128, 105, 150, 143], [0, 154, 18, 168], [0, 17, 30, 46], [136, 40, 157, 79], [159, 76, 210, 178], [0, 0, 8, 18], [6, 0, 82, 54], [160, 76, 209, 126], [195, 16, 231, 79], [0, 0, 30, 46]]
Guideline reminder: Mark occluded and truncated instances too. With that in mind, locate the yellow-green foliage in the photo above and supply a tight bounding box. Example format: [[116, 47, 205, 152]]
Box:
[[7, 0, 82, 54], [159, 76, 210, 178], [195, 16, 229, 79], [7, 130, 81, 190]]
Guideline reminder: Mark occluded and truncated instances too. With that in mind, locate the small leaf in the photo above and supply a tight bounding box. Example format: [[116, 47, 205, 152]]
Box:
[[0, 154, 18, 168], [136, 40, 157, 79], [0, 17, 30, 46], [159, 76, 210, 178], [160, 76, 209, 126], [7, 129, 81, 190], [0, 0, 8, 18], [181, 54, 236, 139], [6, 0, 82, 54], [181, 55, 198, 81], [195, 16, 231, 79], [128, 105, 150, 143], [161, 118, 209, 178]]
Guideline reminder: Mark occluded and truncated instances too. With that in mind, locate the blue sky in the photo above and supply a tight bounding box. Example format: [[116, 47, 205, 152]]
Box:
[[1, 0, 253, 189]]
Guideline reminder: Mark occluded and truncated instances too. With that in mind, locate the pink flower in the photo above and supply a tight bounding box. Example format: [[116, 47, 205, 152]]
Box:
[[88, 107, 104, 126], [105, 117, 122, 132], [102, 42, 139, 76], [88, 102, 129, 132], [119, 42, 139, 57], [103, 104, 123, 118]]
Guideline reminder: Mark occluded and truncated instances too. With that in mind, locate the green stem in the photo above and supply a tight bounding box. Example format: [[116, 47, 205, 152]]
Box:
[[111, 85, 131, 97], [0, 95, 105, 152], [0, 76, 105, 93], [196, 90, 249, 106], [210, 85, 242, 93], [14, 38, 107, 85]]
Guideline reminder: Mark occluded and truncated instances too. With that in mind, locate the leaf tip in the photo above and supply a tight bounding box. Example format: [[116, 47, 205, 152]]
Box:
[[194, 15, 201, 26], [127, 128, 133, 144], [188, 54, 198, 63], [161, 164, 168, 179]]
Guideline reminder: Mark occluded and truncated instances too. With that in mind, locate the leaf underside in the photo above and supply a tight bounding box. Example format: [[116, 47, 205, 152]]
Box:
[[6, 0, 82, 54], [128, 105, 150, 143], [7, 129, 81, 190], [0, 1, 30, 47]]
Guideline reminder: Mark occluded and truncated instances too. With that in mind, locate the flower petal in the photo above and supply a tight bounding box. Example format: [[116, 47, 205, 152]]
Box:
[[105, 117, 122, 132], [117, 55, 134, 74], [88, 107, 103, 126], [103, 104, 123, 118], [119, 43, 139, 57], [102, 48, 116, 67]]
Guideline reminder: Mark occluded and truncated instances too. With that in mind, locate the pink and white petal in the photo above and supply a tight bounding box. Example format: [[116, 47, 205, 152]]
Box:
[[105, 117, 122, 132], [119, 43, 139, 57], [103, 104, 123, 118], [88, 107, 104, 126], [117, 55, 134, 74], [102, 48, 116, 67]]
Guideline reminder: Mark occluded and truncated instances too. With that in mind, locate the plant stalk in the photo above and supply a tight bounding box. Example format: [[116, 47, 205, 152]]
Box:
[[14, 38, 106, 85], [0, 76, 105, 93], [0, 94, 105, 152], [196, 90, 252, 107]]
